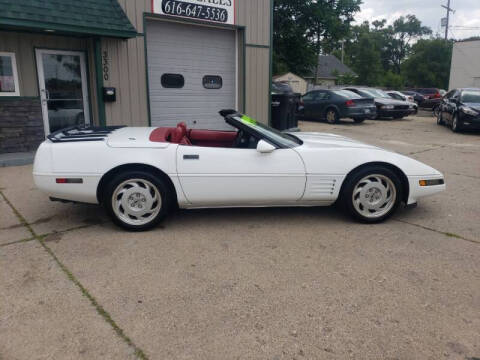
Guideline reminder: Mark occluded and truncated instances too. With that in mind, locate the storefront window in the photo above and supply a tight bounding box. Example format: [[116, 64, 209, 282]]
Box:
[[0, 52, 20, 96]]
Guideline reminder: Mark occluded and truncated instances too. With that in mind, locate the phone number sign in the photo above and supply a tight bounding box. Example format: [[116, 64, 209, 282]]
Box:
[[153, 0, 235, 25]]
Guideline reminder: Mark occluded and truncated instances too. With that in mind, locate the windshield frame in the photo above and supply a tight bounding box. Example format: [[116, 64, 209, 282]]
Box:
[[227, 114, 303, 149]]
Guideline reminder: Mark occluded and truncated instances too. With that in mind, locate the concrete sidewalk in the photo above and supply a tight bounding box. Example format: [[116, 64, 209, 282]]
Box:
[[1, 115, 479, 359]]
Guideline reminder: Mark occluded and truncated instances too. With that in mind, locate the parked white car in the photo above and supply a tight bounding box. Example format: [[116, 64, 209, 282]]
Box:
[[33, 110, 445, 230]]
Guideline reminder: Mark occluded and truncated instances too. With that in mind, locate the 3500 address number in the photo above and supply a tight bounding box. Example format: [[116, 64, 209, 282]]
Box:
[[162, 0, 229, 23]]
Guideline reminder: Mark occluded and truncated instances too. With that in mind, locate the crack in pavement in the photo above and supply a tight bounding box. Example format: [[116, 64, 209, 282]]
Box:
[[393, 219, 480, 245], [0, 190, 149, 360]]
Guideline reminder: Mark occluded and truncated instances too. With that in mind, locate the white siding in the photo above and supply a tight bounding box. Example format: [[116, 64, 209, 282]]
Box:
[[449, 40, 480, 90]]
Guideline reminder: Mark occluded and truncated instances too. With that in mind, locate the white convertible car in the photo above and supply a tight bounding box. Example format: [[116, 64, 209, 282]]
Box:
[[33, 110, 445, 231]]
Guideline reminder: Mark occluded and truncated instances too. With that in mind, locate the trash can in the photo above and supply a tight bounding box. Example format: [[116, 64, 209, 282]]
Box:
[[271, 82, 299, 131]]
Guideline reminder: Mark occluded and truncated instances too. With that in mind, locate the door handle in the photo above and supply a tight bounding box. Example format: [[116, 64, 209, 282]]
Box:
[[183, 155, 199, 160]]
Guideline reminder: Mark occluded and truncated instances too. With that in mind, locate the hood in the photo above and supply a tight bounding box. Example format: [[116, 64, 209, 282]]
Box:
[[375, 97, 408, 106], [463, 102, 480, 111], [294, 132, 380, 150]]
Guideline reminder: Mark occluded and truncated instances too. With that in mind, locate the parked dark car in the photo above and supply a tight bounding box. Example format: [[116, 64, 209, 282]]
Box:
[[344, 87, 415, 119], [401, 90, 425, 105], [386, 90, 418, 114], [437, 88, 480, 132], [298, 89, 376, 124], [409, 88, 443, 108]]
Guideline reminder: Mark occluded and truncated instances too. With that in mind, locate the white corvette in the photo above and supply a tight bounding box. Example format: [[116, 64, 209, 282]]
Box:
[[33, 110, 445, 231]]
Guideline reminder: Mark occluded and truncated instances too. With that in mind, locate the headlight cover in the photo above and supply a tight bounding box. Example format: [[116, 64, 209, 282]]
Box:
[[461, 106, 479, 116]]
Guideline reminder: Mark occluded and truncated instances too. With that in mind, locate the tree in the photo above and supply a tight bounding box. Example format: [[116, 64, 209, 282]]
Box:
[[273, 0, 315, 76], [380, 15, 432, 73], [305, 0, 362, 82], [402, 39, 453, 89], [349, 32, 383, 86]]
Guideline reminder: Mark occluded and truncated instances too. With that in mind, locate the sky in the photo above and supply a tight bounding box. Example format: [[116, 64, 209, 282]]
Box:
[[355, 0, 480, 40]]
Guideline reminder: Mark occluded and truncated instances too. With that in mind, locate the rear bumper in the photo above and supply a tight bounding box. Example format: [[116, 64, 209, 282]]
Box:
[[420, 98, 441, 108], [344, 107, 377, 119], [377, 109, 411, 118], [33, 173, 101, 204]]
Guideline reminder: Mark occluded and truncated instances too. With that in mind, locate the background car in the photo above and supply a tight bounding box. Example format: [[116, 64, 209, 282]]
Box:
[[298, 89, 376, 124], [401, 90, 425, 105], [409, 88, 443, 108], [437, 88, 480, 132], [386, 91, 418, 114], [344, 87, 415, 120]]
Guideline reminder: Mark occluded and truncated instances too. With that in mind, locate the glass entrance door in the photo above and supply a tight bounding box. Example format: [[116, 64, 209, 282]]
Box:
[[35, 49, 90, 134]]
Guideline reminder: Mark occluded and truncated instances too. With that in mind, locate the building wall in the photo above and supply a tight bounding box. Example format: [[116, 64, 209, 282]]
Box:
[[106, 0, 272, 126], [274, 73, 308, 94], [449, 40, 480, 90]]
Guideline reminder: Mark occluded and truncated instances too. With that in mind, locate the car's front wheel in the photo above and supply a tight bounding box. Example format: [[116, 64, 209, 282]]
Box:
[[104, 171, 171, 231], [451, 114, 461, 132], [341, 166, 402, 223], [437, 111, 444, 125]]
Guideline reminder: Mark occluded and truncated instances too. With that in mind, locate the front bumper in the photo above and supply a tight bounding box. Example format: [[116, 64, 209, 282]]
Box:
[[407, 175, 446, 205], [458, 112, 480, 130], [377, 108, 411, 118]]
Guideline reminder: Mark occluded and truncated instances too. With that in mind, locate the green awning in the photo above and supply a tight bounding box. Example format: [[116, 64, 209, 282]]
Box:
[[0, 0, 137, 38]]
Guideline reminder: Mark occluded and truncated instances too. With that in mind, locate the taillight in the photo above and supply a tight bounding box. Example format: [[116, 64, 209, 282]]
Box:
[[299, 99, 304, 106], [345, 100, 355, 107], [434, 92, 442, 99]]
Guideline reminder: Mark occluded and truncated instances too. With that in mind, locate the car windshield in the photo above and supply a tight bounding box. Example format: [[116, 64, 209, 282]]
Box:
[[461, 90, 480, 103], [232, 115, 302, 148], [333, 90, 362, 98]]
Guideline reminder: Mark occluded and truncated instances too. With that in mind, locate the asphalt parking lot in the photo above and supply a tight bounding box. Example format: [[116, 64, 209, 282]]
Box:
[[1, 114, 479, 360]]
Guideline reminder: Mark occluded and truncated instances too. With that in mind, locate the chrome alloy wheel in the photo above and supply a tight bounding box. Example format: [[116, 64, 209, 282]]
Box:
[[112, 179, 162, 226], [352, 174, 397, 219]]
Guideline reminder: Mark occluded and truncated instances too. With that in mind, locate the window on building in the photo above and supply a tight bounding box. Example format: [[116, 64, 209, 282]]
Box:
[[0, 52, 20, 96], [161, 73, 184, 88], [203, 75, 222, 89]]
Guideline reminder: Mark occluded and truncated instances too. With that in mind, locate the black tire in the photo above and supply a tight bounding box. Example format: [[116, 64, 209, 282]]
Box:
[[104, 171, 172, 231], [325, 108, 339, 124], [340, 165, 403, 223], [353, 117, 365, 123], [451, 113, 461, 133], [437, 111, 444, 125]]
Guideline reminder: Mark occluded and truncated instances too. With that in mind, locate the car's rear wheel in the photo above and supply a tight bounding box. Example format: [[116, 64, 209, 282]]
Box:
[[325, 108, 339, 124], [104, 171, 171, 231], [341, 166, 402, 223], [451, 114, 461, 132], [353, 117, 365, 123]]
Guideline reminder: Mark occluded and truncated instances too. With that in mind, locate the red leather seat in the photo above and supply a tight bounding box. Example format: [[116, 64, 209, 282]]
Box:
[[171, 122, 191, 145]]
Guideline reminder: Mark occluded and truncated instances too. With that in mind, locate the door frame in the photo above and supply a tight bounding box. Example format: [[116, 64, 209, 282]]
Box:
[[35, 49, 91, 135]]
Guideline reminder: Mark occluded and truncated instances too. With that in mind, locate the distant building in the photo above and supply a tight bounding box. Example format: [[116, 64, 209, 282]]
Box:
[[273, 72, 308, 94], [449, 39, 480, 89], [305, 54, 356, 86]]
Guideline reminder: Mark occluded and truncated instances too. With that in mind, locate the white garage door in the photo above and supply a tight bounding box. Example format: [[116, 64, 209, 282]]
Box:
[[146, 20, 236, 130]]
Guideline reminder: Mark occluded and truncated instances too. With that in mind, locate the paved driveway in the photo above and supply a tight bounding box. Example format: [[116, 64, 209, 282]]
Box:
[[1, 115, 479, 360]]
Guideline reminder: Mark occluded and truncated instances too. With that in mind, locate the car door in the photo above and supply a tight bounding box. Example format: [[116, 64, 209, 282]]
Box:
[[302, 92, 316, 118], [176, 143, 306, 206]]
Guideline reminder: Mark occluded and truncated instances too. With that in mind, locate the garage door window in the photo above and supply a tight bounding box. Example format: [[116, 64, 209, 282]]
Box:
[[0, 52, 20, 96], [203, 75, 222, 89], [161, 73, 184, 88]]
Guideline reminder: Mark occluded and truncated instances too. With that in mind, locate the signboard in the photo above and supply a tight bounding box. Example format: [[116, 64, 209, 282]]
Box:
[[152, 0, 235, 25], [441, 17, 447, 27]]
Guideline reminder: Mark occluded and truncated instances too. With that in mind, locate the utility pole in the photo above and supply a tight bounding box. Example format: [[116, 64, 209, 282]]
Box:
[[442, 0, 454, 40]]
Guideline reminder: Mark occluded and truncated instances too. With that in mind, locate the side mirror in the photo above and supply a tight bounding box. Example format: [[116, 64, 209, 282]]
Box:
[[256, 139, 276, 153]]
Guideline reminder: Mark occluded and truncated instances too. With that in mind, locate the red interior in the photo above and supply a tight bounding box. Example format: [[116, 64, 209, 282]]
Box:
[[149, 122, 237, 147]]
